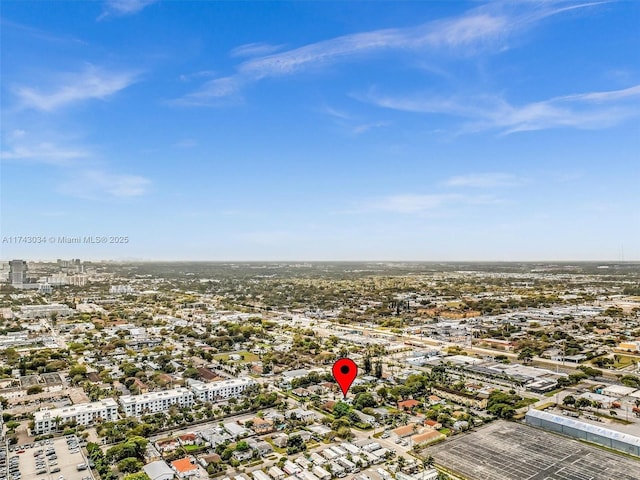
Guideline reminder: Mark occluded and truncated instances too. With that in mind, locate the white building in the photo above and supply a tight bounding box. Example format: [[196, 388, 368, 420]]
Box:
[[252, 471, 271, 480], [33, 399, 118, 434], [189, 377, 256, 402], [119, 387, 194, 417], [19, 304, 75, 319]]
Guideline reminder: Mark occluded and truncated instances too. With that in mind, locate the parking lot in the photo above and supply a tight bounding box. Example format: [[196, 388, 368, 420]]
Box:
[[426, 420, 640, 480], [7, 436, 94, 480]]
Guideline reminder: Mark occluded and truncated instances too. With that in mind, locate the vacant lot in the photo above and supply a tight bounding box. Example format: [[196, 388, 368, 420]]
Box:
[[426, 420, 640, 480]]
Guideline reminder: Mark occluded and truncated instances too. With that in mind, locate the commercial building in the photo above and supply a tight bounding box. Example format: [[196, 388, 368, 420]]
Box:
[[525, 409, 640, 457], [119, 387, 194, 417], [9, 260, 28, 285], [33, 399, 118, 434], [189, 377, 256, 402]]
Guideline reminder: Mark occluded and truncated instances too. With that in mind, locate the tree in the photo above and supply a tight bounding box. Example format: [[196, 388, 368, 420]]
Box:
[[363, 355, 372, 375], [287, 434, 306, 454], [575, 398, 591, 409], [333, 402, 351, 418], [124, 474, 150, 480], [27, 385, 44, 395], [118, 457, 143, 474], [354, 392, 376, 410], [235, 440, 249, 452], [375, 360, 383, 379], [518, 348, 533, 364], [563, 395, 576, 406]]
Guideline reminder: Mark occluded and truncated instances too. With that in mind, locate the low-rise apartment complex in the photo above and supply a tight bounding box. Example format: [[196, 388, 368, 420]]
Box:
[[119, 387, 195, 416], [190, 377, 257, 402], [33, 398, 118, 434]]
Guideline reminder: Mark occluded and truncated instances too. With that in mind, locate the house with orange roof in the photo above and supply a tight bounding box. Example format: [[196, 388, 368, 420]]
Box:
[[397, 399, 420, 411], [411, 430, 445, 446], [392, 424, 419, 439], [178, 433, 197, 446], [156, 438, 179, 453], [171, 457, 198, 478], [423, 419, 442, 429]]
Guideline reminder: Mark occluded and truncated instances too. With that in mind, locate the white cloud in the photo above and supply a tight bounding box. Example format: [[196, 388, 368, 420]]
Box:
[[1, 140, 88, 166], [99, 0, 157, 18], [363, 84, 640, 134], [352, 121, 389, 135], [352, 193, 500, 214], [1, 132, 151, 199], [14, 66, 138, 112], [60, 169, 151, 198], [230, 42, 284, 58], [445, 173, 521, 188], [174, 2, 602, 105]]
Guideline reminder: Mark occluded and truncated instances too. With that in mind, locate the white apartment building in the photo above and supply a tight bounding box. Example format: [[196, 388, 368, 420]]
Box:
[[189, 377, 257, 402], [119, 387, 194, 417], [33, 399, 118, 435], [19, 304, 75, 319]]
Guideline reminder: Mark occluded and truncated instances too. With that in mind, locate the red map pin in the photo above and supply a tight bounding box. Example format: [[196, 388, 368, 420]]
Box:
[[332, 358, 358, 398]]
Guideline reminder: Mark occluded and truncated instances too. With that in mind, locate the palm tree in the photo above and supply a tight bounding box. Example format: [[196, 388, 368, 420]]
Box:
[[53, 416, 63, 432], [422, 456, 435, 479]]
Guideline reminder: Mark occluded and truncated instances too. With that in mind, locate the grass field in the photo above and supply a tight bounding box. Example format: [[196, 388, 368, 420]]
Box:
[[213, 350, 259, 362], [613, 354, 639, 369]]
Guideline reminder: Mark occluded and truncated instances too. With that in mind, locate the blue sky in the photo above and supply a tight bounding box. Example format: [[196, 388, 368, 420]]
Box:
[[1, 0, 639, 261]]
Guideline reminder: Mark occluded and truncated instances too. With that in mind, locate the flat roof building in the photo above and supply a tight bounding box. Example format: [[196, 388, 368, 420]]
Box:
[[120, 387, 194, 417], [33, 399, 118, 435], [189, 377, 256, 402], [525, 409, 640, 457]]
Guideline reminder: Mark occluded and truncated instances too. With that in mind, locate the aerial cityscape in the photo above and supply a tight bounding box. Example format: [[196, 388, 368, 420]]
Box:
[[1, 1, 639, 480]]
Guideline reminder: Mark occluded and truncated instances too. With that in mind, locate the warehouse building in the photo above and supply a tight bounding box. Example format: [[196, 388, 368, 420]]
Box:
[[525, 409, 640, 457]]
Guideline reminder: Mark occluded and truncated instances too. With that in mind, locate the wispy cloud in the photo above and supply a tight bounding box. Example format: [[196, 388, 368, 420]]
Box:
[[173, 2, 602, 105], [1, 130, 152, 199], [445, 173, 522, 188], [59, 169, 151, 198], [352, 121, 389, 135], [174, 139, 198, 148], [99, 0, 158, 19], [13, 65, 138, 112], [0, 142, 89, 166], [230, 42, 285, 58], [363, 84, 640, 134], [349, 193, 500, 214]]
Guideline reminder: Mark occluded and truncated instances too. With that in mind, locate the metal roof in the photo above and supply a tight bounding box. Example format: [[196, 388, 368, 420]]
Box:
[[526, 409, 640, 447]]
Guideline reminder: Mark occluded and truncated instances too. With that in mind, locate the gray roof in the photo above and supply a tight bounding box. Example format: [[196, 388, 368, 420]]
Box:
[[526, 409, 640, 447], [143, 461, 174, 480]]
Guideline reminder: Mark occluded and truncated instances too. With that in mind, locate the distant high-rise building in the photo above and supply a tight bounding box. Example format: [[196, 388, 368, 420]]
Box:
[[9, 260, 27, 285]]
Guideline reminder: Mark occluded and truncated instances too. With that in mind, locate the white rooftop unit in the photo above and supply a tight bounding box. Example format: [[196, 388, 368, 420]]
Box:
[[282, 461, 301, 475], [320, 449, 337, 460], [268, 467, 285, 480], [312, 467, 331, 480], [252, 472, 271, 480], [340, 443, 360, 454], [309, 453, 326, 465]]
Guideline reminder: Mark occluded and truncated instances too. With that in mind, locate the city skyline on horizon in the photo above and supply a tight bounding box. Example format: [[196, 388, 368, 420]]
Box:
[[2, 1, 639, 261]]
